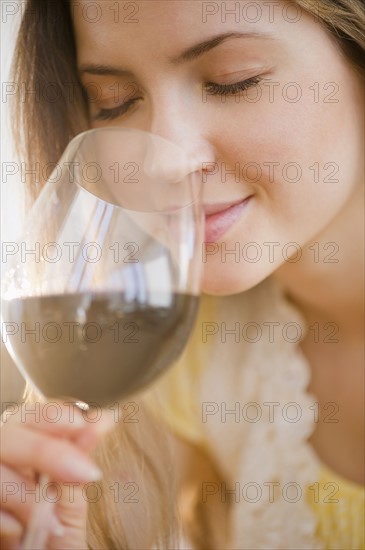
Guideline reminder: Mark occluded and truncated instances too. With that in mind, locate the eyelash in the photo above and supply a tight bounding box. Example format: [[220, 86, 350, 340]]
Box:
[[93, 97, 141, 121], [205, 75, 262, 96], [93, 76, 262, 121]]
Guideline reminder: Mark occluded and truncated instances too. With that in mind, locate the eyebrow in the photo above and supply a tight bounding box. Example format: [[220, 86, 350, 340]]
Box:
[[78, 64, 132, 77], [78, 31, 274, 76], [170, 31, 274, 64]]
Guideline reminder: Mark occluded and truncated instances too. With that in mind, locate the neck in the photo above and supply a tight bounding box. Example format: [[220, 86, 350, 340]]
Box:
[[273, 183, 364, 340]]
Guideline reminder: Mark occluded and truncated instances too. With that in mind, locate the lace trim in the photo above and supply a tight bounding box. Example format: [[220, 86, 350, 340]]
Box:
[[197, 278, 323, 549]]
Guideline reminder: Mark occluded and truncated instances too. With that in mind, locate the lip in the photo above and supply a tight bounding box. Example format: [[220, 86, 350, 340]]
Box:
[[204, 196, 252, 242]]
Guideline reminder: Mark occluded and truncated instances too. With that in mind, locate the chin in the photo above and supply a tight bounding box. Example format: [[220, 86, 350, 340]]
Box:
[[201, 263, 272, 296]]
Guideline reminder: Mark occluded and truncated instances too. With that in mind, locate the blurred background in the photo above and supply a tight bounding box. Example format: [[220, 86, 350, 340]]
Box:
[[1, 3, 27, 408]]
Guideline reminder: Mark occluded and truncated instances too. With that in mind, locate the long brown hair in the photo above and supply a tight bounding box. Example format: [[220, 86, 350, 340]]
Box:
[[12, 1, 364, 548], [12, 0, 364, 204]]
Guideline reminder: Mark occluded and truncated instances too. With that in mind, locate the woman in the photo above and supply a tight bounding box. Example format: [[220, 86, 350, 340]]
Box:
[[1, 1, 364, 548]]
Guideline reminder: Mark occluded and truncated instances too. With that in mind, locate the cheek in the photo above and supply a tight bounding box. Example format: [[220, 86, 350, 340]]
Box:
[[200, 76, 362, 295], [214, 78, 359, 229]]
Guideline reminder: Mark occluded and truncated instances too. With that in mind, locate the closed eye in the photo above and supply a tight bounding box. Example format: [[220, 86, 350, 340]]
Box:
[[93, 97, 142, 121], [92, 75, 262, 121], [204, 76, 262, 96]]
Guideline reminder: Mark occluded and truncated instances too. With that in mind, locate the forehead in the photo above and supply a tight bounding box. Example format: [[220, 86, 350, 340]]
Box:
[[72, 1, 206, 51], [71, 0, 283, 65]]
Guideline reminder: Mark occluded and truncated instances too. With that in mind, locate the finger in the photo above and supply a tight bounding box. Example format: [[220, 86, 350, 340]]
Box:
[[2, 401, 90, 436], [2, 402, 116, 451], [71, 409, 116, 452], [1, 425, 102, 483], [0, 464, 33, 526], [0, 466, 65, 545], [19, 480, 64, 550], [0, 510, 22, 549]]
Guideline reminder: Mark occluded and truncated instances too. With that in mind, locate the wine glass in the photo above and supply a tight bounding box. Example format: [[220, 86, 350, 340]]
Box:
[[1, 127, 204, 548]]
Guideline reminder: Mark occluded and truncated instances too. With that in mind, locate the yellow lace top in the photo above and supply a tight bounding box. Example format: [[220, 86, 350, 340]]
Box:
[[146, 278, 364, 549]]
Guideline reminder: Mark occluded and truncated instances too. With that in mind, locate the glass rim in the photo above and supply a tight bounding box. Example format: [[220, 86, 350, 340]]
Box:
[[61, 127, 203, 213]]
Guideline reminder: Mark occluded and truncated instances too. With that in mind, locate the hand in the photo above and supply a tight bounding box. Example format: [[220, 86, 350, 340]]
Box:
[[0, 401, 114, 549]]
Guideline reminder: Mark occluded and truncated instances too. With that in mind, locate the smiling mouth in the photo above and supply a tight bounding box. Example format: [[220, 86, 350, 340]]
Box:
[[203, 195, 253, 242], [203, 198, 250, 217]]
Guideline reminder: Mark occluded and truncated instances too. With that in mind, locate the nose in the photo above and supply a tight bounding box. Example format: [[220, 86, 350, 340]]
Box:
[[146, 101, 215, 184], [142, 133, 205, 211], [144, 134, 198, 184]]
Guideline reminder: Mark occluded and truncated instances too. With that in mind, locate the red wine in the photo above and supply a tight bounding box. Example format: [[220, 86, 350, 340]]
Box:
[[3, 292, 198, 407]]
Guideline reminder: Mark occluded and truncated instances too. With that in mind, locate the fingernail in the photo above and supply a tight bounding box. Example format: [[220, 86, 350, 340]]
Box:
[[61, 456, 103, 481], [95, 412, 116, 433], [50, 515, 65, 537], [0, 512, 22, 535], [53, 523, 65, 537], [72, 413, 86, 428]]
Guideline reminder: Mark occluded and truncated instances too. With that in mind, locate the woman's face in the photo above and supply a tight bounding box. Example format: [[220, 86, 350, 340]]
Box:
[[72, 0, 363, 295]]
